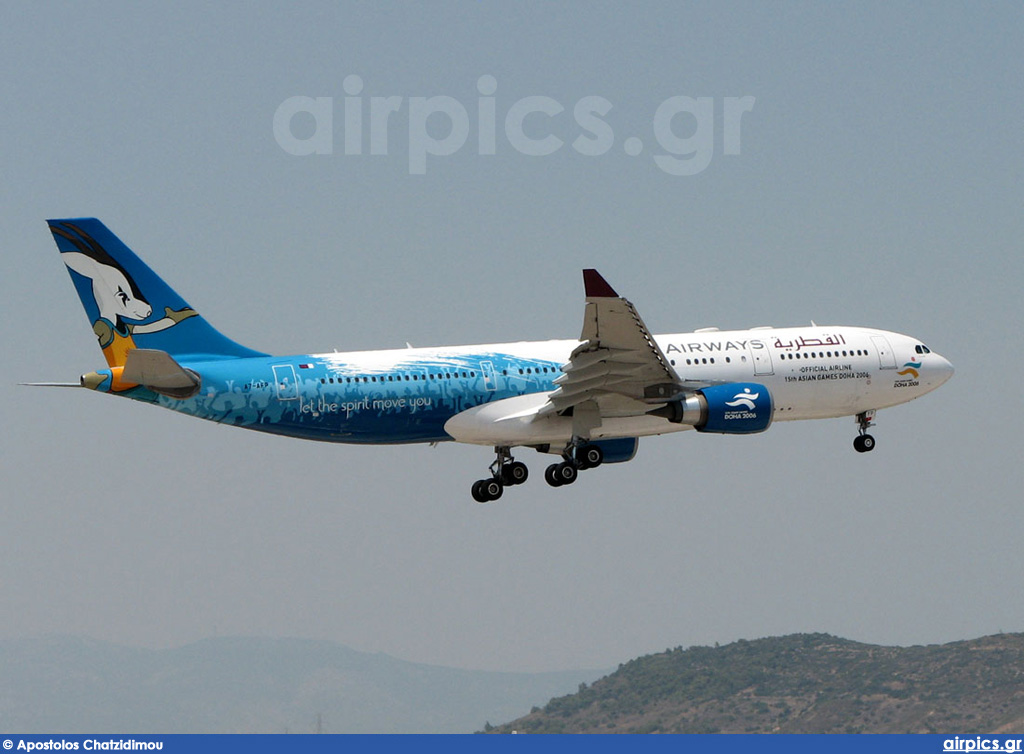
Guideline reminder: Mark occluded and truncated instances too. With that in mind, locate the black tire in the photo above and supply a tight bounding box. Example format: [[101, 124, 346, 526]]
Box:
[[861, 434, 875, 452], [471, 480, 490, 503], [482, 479, 503, 501], [578, 444, 603, 470], [556, 462, 578, 485], [545, 463, 564, 487], [507, 461, 529, 485]]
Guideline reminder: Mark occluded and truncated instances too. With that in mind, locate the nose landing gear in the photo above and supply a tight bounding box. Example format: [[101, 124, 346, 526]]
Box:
[[854, 410, 876, 453]]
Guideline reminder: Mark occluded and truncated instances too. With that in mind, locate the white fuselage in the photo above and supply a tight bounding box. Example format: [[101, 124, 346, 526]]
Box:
[[436, 325, 954, 446]]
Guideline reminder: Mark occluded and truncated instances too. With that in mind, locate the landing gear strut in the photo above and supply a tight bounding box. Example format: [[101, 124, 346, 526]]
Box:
[[854, 410, 876, 453], [544, 441, 604, 487], [471, 446, 529, 503]]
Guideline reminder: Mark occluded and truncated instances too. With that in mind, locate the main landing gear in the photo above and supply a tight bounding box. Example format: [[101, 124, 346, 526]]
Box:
[[544, 442, 604, 488], [469, 441, 606, 501], [854, 410, 876, 453], [471, 446, 529, 503]]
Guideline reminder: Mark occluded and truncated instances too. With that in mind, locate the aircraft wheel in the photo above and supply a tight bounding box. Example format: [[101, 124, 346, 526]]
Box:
[[472, 478, 504, 502], [556, 462, 578, 485], [503, 461, 528, 486], [577, 444, 604, 470], [482, 478, 503, 501], [854, 435, 876, 453], [545, 464, 564, 487], [472, 480, 490, 502]]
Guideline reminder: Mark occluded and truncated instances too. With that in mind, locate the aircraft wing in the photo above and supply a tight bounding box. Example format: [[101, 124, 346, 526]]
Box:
[[446, 270, 715, 446], [538, 270, 689, 428]]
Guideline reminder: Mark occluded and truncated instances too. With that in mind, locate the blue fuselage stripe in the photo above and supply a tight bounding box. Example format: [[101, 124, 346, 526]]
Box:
[[129, 354, 562, 444]]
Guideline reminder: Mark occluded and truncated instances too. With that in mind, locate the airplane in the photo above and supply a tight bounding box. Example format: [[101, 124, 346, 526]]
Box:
[[37, 218, 954, 502]]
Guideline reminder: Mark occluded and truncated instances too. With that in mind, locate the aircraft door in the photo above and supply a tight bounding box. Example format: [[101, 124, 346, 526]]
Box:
[[749, 340, 774, 376], [272, 364, 299, 400], [870, 335, 897, 369], [480, 360, 499, 391]]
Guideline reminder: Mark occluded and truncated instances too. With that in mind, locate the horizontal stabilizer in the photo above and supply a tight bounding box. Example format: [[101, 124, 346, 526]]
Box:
[[122, 349, 201, 398], [20, 382, 83, 388]]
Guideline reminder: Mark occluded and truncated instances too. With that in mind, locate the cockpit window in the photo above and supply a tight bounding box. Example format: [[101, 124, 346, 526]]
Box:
[[915, 344, 932, 354]]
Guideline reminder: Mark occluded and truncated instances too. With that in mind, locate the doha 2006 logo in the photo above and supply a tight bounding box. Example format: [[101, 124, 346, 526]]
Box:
[[273, 75, 756, 175], [725, 388, 760, 411], [897, 361, 922, 379]]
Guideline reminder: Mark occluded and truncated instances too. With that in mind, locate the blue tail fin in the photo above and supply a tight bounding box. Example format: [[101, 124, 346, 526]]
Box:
[[47, 218, 267, 365]]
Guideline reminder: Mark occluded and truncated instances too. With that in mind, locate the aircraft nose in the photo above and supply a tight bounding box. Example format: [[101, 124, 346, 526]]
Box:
[[931, 353, 954, 385]]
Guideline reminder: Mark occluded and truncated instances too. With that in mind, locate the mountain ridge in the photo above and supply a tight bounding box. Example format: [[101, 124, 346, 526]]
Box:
[[490, 632, 1024, 734]]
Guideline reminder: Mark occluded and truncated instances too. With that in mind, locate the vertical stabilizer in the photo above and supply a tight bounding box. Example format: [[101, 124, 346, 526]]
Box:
[[47, 218, 267, 365]]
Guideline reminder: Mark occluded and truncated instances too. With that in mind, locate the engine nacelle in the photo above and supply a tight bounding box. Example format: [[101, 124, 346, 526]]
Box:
[[651, 382, 773, 434]]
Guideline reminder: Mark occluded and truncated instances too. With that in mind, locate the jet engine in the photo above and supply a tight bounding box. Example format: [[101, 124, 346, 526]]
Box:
[[649, 382, 773, 434]]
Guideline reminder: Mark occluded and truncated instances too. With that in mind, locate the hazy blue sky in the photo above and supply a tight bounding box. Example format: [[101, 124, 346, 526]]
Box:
[[1, 2, 1021, 673]]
